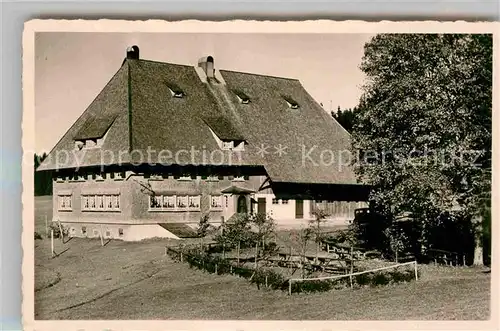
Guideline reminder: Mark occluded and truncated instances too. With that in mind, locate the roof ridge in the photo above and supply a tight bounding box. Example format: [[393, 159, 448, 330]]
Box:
[[130, 58, 194, 68], [219, 69, 300, 81], [129, 58, 300, 81]]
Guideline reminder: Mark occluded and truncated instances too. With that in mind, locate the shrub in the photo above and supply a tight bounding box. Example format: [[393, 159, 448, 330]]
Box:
[[34, 232, 43, 240], [390, 270, 406, 283], [169, 244, 419, 295], [266, 270, 287, 290], [262, 242, 279, 255], [233, 266, 253, 279], [49, 222, 68, 238], [389, 269, 416, 283], [371, 273, 390, 286], [250, 269, 287, 290], [292, 280, 333, 293], [355, 273, 372, 286]]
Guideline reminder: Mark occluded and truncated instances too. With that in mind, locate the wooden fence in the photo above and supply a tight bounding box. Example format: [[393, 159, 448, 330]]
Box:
[[288, 260, 418, 295]]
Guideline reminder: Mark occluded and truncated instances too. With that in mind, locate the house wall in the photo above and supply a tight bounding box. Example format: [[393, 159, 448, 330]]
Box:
[[52, 172, 133, 224], [129, 174, 265, 224], [53, 169, 368, 239], [63, 222, 181, 241]]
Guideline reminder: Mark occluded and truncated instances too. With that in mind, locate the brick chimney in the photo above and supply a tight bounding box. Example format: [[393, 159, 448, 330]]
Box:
[[198, 56, 214, 78]]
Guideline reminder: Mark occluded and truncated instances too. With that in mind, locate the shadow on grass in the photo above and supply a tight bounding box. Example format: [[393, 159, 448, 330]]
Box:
[[52, 267, 162, 314], [52, 247, 70, 258], [35, 272, 61, 293], [62, 236, 74, 244]]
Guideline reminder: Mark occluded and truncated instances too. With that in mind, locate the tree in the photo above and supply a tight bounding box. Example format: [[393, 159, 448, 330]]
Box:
[[34, 153, 53, 196], [250, 212, 276, 253], [352, 34, 492, 265], [308, 209, 329, 260], [296, 227, 313, 279], [332, 106, 359, 132], [196, 213, 214, 251], [383, 225, 408, 263], [214, 214, 253, 265]]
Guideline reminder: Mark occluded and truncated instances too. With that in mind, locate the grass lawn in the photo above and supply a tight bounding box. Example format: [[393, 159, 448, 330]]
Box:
[[35, 237, 491, 320], [34, 196, 491, 320], [34, 195, 53, 236]]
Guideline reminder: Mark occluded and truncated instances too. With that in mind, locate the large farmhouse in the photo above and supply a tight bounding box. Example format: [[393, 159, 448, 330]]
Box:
[[37, 46, 370, 241]]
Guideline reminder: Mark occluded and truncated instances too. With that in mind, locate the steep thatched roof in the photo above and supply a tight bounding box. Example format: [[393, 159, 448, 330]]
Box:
[[38, 53, 358, 186]]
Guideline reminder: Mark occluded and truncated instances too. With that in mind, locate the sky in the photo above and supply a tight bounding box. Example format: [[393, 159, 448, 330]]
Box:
[[35, 32, 374, 154]]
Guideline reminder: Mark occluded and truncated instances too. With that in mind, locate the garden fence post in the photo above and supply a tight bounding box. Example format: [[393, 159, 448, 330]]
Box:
[[289, 280, 292, 295], [181, 252, 183, 262], [58, 221, 64, 243], [215, 264, 218, 274], [51, 229, 54, 257], [254, 242, 258, 269], [45, 215, 48, 238], [414, 261, 418, 281], [265, 275, 268, 288], [350, 245, 354, 288]]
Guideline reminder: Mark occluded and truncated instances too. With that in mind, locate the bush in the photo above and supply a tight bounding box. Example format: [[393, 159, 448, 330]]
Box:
[[355, 273, 372, 286], [49, 222, 68, 238], [250, 269, 287, 290], [371, 273, 390, 286], [168, 244, 419, 295], [262, 242, 279, 256], [390, 269, 417, 283], [292, 280, 333, 293], [34, 232, 43, 240]]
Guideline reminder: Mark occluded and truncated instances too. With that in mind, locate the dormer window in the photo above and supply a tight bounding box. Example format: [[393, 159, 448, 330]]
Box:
[[282, 95, 299, 109], [222, 141, 234, 150], [166, 82, 185, 98], [74, 137, 105, 150], [75, 140, 84, 150], [233, 89, 250, 104], [86, 139, 97, 148]]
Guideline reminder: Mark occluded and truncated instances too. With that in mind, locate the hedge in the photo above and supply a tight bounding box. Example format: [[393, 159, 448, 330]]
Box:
[[167, 246, 287, 290], [166, 246, 419, 294], [291, 269, 418, 293]]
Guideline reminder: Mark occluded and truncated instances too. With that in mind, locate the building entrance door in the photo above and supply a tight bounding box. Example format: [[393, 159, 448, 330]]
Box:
[[257, 197, 266, 215], [295, 199, 304, 219], [237, 195, 248, 214]]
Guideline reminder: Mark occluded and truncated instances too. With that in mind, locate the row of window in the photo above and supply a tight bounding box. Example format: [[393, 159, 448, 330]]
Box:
[[82, 194, 120, 211], [146, 174, 248, 181], [272, 199, 289, 205], [148, 195, 223, 211], [58, 193, 228, 212], [58, 194, 121, 211], [70, 226, 124, 237], [55, 172, 125, 182], [55, 173, 249, 182], [166, 85, 299, 109]]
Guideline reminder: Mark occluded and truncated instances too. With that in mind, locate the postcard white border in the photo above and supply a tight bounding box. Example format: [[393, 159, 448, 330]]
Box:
[[22, 19, 500, 331]]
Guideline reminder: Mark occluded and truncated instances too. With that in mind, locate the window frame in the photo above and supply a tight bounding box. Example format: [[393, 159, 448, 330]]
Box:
[[57, 194, 73, 211], [210, 195, 223, 211], [148, 194, 202, 212], [81, 194, 121, 212]]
